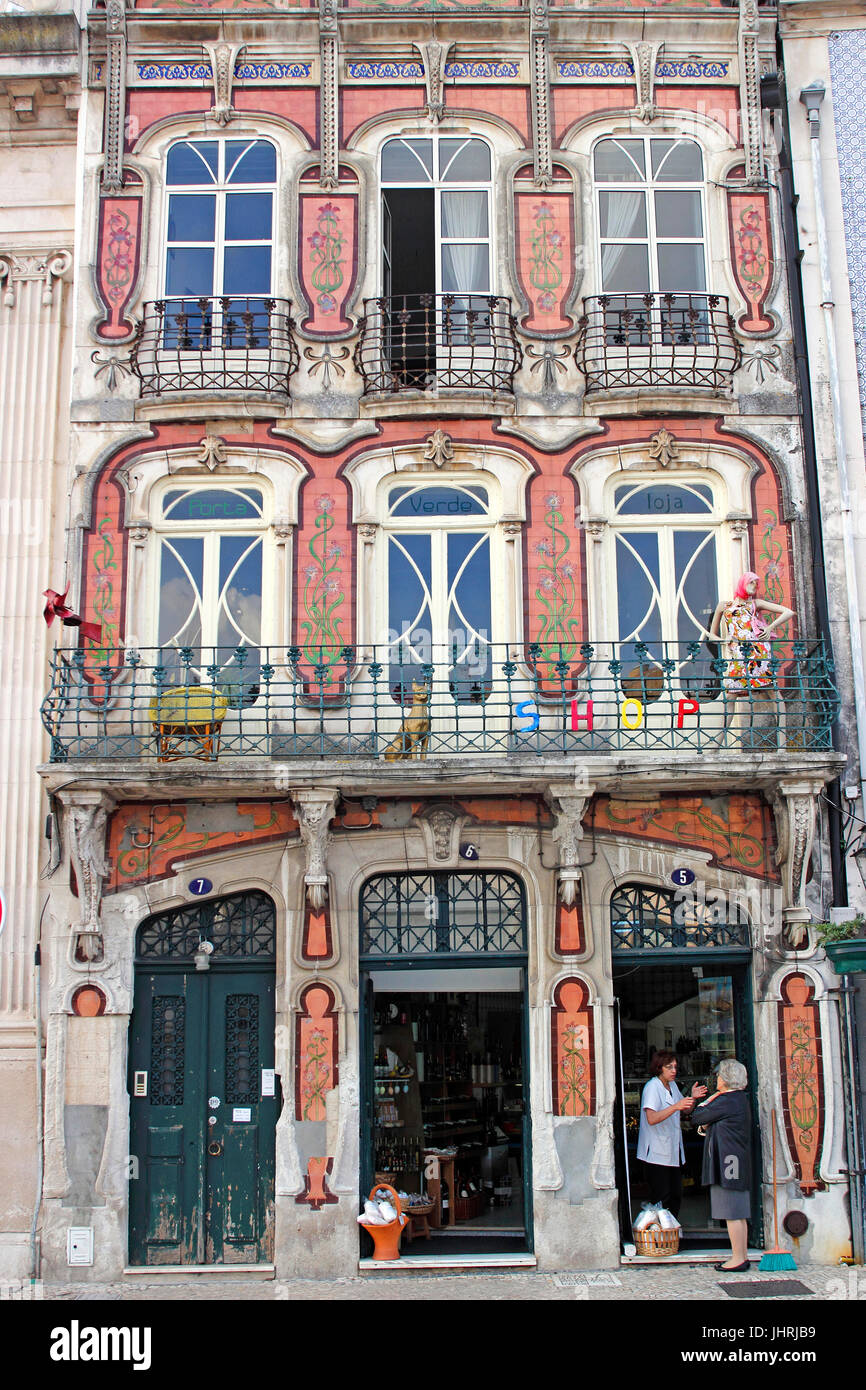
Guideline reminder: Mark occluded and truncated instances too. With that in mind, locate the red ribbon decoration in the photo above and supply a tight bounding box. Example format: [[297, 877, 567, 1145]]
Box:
[[43, 587, 101, 643]]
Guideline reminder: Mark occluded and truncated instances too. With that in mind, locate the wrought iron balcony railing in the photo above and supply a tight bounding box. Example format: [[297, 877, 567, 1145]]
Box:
[[354, 293, 522, 395], [130, 296, 300, 397], [576, 293, 740, 391], [41, 639, 837, 763]]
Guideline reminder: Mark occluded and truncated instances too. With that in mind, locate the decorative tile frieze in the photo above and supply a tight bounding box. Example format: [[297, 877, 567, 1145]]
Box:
[[556, 58, 731, 81], [127, 60, 314, 83], [344, 57, 521, 81]]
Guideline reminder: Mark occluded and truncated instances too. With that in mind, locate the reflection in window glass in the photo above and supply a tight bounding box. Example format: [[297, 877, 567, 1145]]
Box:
[[381, 138, 434, 182], [226, 140, 277, 184], [167, 142, 218, 185], [651, 139, 703, 182], [439, 138, 491, 182], [594, 139, 646, 182]]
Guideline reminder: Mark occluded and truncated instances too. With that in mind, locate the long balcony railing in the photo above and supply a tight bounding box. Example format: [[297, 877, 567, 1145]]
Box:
[[576, 292, 740, 391], [41, 640, 837, 764], [354, 293, 522, 395], [130, 296, 300, 397]]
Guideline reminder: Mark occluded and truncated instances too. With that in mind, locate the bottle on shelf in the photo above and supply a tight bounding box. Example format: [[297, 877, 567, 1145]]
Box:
[[441, 1180, 450, 1220]]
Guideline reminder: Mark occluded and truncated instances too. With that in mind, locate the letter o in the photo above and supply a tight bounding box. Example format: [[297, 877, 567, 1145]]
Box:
[[620, 698, 644, 729]]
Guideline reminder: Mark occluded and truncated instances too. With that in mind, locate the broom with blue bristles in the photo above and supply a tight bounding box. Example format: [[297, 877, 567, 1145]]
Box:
[[759, 1110, 798, 1271]]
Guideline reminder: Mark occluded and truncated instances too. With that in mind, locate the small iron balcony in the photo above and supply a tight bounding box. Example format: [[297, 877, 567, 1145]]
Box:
[[576, 292, 740, 392], [131, 296, 299, 397], [354, 293, 522, 396], [41, 639, 837, 763]]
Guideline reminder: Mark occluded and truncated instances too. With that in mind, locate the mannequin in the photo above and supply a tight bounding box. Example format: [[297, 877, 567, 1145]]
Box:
[[708, 571, 793, 699]]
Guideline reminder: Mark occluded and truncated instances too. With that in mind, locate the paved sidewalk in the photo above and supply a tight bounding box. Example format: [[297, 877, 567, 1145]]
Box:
[[37, 1260, 853, 1301]]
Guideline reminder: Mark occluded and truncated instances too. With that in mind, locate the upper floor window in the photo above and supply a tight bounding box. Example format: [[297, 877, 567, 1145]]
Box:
[[152, 482, 273, 690], [593, 137, 706, 298], [380, 135, 493, 300], [164, 139, 277, 303]]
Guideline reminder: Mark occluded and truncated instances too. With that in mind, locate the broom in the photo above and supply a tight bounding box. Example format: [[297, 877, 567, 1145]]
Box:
[[759, 1110, 797, 1271]]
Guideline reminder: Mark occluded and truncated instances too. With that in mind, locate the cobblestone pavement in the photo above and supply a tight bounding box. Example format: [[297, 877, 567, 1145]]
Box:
[[36, 1260, 854, 1301]]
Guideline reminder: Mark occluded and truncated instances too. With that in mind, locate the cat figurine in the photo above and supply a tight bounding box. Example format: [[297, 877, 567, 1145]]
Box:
[[383, 681, 431, 760]]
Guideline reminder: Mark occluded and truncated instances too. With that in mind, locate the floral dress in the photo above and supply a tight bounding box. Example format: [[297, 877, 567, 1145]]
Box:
[[721, 599, 771, 691]]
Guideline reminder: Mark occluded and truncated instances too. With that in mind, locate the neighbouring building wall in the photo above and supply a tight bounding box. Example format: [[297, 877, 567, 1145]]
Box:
[[0, 10, 80, 1278]]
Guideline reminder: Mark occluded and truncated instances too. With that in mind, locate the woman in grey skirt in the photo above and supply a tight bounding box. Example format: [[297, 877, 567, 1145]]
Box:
[[694, 1059, 752, 1272]]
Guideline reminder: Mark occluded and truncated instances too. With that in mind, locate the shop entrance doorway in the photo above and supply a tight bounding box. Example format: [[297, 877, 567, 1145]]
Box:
[[610, 883, 761, 1253], [359, 870, 532, 1257]]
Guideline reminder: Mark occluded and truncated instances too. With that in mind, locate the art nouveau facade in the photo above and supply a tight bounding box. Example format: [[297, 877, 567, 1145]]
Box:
[[0, 0, 861, 1281]]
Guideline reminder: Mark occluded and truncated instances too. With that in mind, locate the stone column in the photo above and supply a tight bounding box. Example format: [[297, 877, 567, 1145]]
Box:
[[771, 779, 824, 949], [545, 782, 595, 906]]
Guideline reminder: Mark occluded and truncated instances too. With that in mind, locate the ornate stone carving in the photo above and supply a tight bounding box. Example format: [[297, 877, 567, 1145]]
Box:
[[546, 783, 594, 906], [0, 250, 72, 309], [423, 429, 454, 469], [292, 788, 340, 908], [319, 0, 340, 190], [63, 794, 114, 960], [530, 0, 552, 188], [627, 42, 663, 123], [649, 427, 679, 468], [102, 0, 127, 192], [195, 434, 227, 471], [738, 0, 764, 183], [414, 40, 454, 124], [772, 782, 821, 950], [204, 43, 245, 126], [413, 804, 467, 864], [526, 341, 570, 392]]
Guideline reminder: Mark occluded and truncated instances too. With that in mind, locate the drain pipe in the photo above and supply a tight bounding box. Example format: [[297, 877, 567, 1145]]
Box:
[[799, 82, 866, 816]]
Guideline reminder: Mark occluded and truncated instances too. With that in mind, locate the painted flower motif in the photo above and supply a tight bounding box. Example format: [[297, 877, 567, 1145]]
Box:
[[559, 560, 575, 580], [534, 203, 554, 219], [534, 539, 553, 558], [539, 574, 558, 593], [317, 495, 335, 513], [326, 542, 343, 560], [537, 291, 557, 313], [548, 231, 563, 248], [308, 232, 323, 251], [545, 493, 562, 511], [305, 563, 319, 580], [317, 294, 338, 315]]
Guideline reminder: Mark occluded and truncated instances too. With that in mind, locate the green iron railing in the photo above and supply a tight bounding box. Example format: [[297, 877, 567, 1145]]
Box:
[[40, 639, 838, 763]]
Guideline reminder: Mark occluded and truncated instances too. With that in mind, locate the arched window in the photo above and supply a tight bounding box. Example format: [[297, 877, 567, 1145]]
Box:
[[593, 136, 706, 299], [610, 883, 750, 952], [377, 135, 497, 389], [380, 479, 498, 702], [162, 138, 277, 346], [150, 481, 273, 691], [607, 474, 729, 697]]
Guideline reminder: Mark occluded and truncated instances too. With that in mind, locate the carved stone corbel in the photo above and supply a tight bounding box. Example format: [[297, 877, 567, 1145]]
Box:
[[319, 0, 340, 190], [61, 792, 116, 961], [292, 788, 340, 908], [0, 250, 72, 309], [771, 781, 822, 950], [413, 40, 454, 124], [627, 42, 663, 123], [546, 782, 595, 906], [738, 0, 764, 183], [205, 43, 245, 126], [530, 0, 552, 188], [422, 429, 454, 469], [102, 0, 127, 192], [414, 804, 467, 864]]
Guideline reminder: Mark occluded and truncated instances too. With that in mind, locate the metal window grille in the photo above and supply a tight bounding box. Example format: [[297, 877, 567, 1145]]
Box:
[[610, 882, 751, 951], [136, 890, 276, 962], [360, 870, 526, 959]]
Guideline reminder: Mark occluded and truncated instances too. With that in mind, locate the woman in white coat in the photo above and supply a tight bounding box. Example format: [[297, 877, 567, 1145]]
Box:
[[637, 1051, 707, 1218]]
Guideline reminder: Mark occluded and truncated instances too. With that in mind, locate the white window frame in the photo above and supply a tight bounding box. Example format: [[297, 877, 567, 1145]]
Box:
[[148, 479, 276, 655], [592, 135, 708, 297], [379, 134, 495, 298], [161, 137, 278, 302], [604, 473, 731, 648]]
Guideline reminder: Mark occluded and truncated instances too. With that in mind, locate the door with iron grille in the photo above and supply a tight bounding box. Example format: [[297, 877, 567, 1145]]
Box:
[[128, 891, 278, 1266]]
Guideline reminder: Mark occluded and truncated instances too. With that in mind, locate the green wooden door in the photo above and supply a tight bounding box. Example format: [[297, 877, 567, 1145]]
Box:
[[128, 892, 277, 1266]]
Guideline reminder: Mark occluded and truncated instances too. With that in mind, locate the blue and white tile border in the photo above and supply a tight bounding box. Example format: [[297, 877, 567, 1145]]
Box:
[[555, 57, 731, 82]]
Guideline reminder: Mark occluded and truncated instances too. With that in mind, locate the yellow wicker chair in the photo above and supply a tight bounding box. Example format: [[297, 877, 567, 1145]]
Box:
[[148, 685, 229, 762]]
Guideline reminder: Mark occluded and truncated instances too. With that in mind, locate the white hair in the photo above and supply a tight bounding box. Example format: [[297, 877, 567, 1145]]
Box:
[[718, 1058, 748, 1091]]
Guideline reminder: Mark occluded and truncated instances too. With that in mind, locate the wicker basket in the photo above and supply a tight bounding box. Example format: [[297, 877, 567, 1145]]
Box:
[[633, 1224, 680, 1256]]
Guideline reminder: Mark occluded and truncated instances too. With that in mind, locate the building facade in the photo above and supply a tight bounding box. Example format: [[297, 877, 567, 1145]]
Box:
[[1, 0, 861, 1280]]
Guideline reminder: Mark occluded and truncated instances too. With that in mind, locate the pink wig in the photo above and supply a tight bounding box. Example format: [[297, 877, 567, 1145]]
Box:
[[734, 571, 760, 600]]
